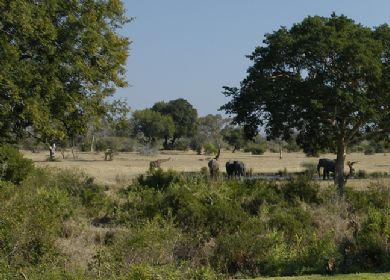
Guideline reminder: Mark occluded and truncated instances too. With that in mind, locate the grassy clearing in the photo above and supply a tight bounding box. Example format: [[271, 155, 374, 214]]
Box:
[[253, 273, 390, 279], [22, 150, 390, 185]]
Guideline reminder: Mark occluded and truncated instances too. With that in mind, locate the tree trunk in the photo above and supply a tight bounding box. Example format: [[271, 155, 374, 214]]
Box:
[[71, 138, 77, 160], [49, 143, 56, 161], [335, 138, 346, 195], [279, 145, 283, 159], [91, 135, 95, 152], [163, 136, 169, 150], [170, 137, 177, 150]]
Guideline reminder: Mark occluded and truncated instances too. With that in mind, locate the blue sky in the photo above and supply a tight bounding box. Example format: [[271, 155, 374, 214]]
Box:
[[117, 1, 390, 116]]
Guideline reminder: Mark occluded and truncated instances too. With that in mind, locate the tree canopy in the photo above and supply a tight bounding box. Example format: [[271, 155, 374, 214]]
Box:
[[152, 98, 198, 149], [221, 126, 247, 152], [0, 0, 130, 144], [132, 109, 175, 144], [221, 14, 390, 192]]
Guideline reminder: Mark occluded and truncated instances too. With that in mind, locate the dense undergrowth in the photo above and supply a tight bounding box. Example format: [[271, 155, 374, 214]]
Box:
[[0, 147, 389, 279]]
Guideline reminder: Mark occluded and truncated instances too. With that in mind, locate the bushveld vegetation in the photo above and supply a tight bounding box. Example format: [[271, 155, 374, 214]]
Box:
[[1, 147, 389, 279], [1, 2, 390, 279]]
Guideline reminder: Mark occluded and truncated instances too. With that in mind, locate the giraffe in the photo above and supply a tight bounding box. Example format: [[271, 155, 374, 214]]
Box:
[[149, 158, 171, 171]]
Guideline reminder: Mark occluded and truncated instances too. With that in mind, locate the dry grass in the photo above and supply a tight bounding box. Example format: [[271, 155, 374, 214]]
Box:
[[22, 150, 390, 187], [253, 273, 390, 280]]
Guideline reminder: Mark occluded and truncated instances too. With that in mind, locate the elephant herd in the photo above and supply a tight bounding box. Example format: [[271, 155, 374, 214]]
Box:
[[208, 149, 246, 178], [208, 153, 356, 180], [208, 158, 246, 178]]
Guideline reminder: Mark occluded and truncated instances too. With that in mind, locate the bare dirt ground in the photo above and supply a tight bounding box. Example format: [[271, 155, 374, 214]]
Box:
[[22, 150, 390, 187]]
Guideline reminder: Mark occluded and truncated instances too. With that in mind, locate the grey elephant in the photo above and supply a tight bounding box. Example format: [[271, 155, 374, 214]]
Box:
[[317, 158, 335, 180], [226, 160, 245, 178], [208, 148, 220, 178]]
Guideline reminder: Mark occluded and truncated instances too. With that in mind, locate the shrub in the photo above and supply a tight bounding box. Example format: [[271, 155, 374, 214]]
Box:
[[0, 181, 75, 267], [24, 168, 110, 217], [268, 206, 315, 240], [357, 169, 367, 179], [301, 162, 318, 179], [282, 177, 321, 204], [174, 139, 189, 151], [284, 140, 301, 152], [213, 222, 287, 277], [364, 146, 375, 155], [137, 169, 184, 191], [0, 144, 34, 184], [117, 187, 164, 225], [244, 142, 267, 155], [100, 218, 183, 275], [352, 207, 390, 271], [203, 143, 218, 155]]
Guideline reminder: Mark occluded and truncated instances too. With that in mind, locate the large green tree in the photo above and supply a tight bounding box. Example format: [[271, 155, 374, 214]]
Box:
[[152, 98, 198, 149], [221, 126, 247, 152], [0, 0, 129, 147], [132, 109, 175, 144], [221, 14, 390, 193]]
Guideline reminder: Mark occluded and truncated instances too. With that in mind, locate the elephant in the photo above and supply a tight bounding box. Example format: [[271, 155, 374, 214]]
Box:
[[226, 160, 245, 178], [317, 158, 335, 180], [208, 148, 220, 178]]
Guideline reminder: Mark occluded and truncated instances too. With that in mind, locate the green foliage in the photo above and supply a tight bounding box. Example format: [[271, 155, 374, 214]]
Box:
[[152, 99, 198, 149], [353, 206, 390, 271], [109, 218, 182, 267], [174, 138, 190, 151], [0, 0, 130, 144], [80, 136, 135, 153], [0, 144, 34, 184], [1, 166, 390, 278], [132, 109, 175, 144], [364, 146, 376, 155], [282, 177, 321, 204], [137, 169, 185, 191], [222, 126, 248, 152], [24, 168, 110, 217], [301, 162, 318, 179], [244, 142, 268, 155], [221, 14, 390, 192], [203, 143, 218, 155], [198, 114, 228, 146], [0, 181, 75, 267], [284, 138, 301, 152]]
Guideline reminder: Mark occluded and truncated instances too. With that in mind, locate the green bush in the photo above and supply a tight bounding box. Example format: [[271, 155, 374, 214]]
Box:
[[364, 146, 376, 155], [0, 181, 75, 267], [284, 140, 301, 152], [351, 207, 390, 271], [0, 144, 34, 184], [203, 143, 218, 155], [24, 168, 110, 217], [137, 168, 184, 191], [109, 218, 182, 267], [244, 142, 267, 155], [174, 138, 190, 151], [3, 166, 390, 278], [301, 162, 318, 179], [282, 177, 321, 204]]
